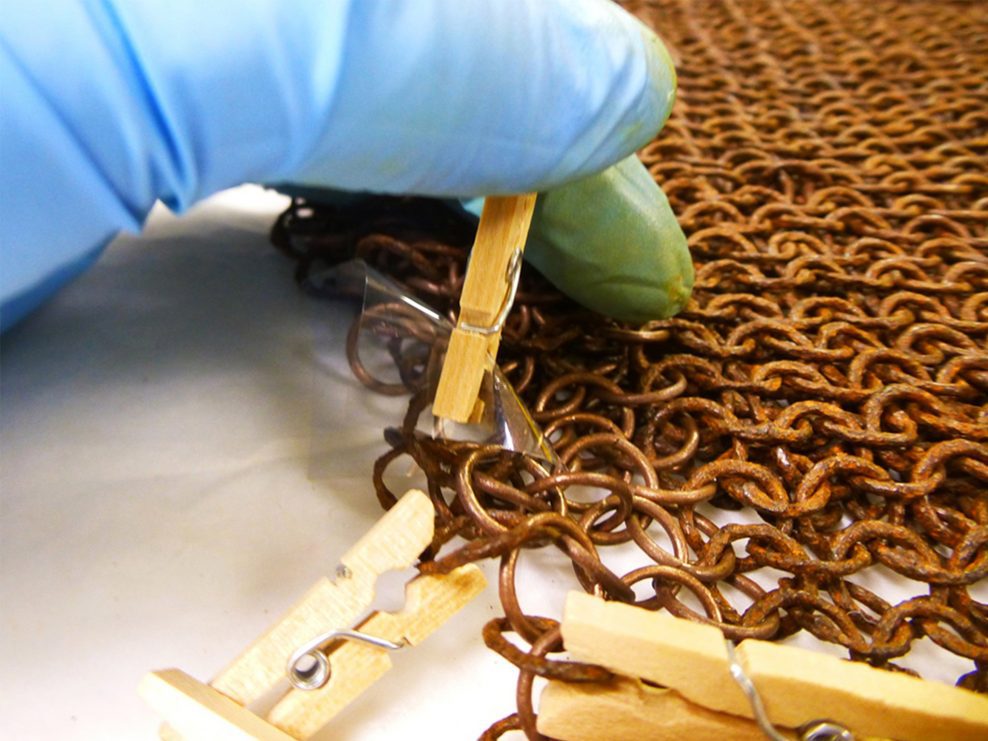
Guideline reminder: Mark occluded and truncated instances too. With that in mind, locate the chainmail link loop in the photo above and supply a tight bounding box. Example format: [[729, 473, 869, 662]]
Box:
[[273, 1, 988, 737]]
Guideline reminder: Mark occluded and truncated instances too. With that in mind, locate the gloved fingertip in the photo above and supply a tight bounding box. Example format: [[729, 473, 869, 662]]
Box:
[[534, 7, 679, 191], [638, 24, 678, 143]]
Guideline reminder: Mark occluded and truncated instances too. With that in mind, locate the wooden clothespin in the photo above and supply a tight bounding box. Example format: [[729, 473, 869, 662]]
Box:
[[538, 592, 988, 741], [139, 490, 485, 740], [432, 194, 538, 423]]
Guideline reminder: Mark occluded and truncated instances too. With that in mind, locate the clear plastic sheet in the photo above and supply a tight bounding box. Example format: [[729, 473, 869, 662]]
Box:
[[303, 259, 556, 464]]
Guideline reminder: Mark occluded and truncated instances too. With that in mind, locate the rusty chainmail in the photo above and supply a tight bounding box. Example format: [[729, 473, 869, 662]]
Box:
[[272, 1, 988, 737]]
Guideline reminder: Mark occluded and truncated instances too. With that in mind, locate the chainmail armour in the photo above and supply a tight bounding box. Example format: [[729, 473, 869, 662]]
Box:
[[272, 1, 988, 737]]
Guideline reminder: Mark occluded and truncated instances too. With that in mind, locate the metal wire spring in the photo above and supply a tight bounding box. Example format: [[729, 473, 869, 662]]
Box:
[[272, 1, 988, 737]]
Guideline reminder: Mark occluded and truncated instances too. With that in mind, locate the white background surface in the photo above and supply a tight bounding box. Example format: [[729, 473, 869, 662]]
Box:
[[1, 187, 978, 740], [1, 187, 556, 740]]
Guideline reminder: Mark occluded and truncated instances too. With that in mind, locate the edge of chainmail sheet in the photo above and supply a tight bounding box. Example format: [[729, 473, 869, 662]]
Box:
[[272, 1, 988, 737]]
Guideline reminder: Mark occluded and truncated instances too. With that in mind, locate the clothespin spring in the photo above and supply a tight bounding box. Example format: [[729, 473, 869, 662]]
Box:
[[287, 629, 406, 690], [725, 641, 855, 741], [458, 248, 523, 336]]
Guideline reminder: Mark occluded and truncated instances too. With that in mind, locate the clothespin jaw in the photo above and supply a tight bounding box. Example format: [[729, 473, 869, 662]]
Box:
[[538, 592, 988, 741], [432, 193, 538, 423], [139, 490, 485, 740]]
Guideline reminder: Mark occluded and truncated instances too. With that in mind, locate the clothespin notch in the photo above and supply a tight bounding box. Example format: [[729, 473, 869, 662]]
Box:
[[139, 490, 486, 740]]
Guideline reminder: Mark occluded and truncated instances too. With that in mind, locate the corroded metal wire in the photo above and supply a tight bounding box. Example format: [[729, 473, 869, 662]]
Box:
[[273, 0, 988, 737]]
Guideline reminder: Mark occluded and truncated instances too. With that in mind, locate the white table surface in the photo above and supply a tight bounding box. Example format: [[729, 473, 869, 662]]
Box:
[[1, 186, 976, 740], [0, 187, 561, 740]]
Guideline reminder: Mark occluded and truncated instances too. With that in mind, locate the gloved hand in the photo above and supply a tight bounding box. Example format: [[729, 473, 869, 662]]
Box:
[[1, 0, 690, 330]]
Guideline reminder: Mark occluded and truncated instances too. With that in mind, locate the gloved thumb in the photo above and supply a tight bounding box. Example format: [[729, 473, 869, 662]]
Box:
[[289, 0, 678, 196]]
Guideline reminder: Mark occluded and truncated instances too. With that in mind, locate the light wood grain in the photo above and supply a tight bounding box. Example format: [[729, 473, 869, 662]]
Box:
[[737, 638, 988, 741], [209, 490, 434, 705], [266, 565, 486, 738], [142, 490, 487, 740], [538, 677, 773, 741], [432, 329, 490, 422], [561, 591, 988, 741], [139, 670, 294, 741], [457, 194, 537, 327], [433, 193, 537, 422], [561, 591, 750, 717]]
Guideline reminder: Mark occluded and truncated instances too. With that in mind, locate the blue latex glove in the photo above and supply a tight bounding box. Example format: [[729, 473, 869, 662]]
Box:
[[1, 0, 684, 330]]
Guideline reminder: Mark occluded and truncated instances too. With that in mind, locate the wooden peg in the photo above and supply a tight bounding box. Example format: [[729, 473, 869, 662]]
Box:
[[265, 566, 485, 738], [211, 489, 436, 706], [433, 193, 538, 422], [139, 670, 296, 741], [548, 592, 988, 741], [539, 676, 778, 741], [560, 591, 750, 716], [140, 490, 486, 740]]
